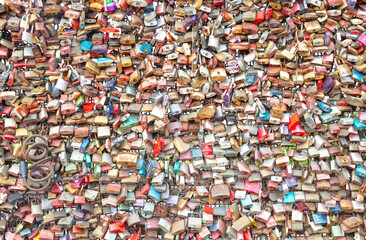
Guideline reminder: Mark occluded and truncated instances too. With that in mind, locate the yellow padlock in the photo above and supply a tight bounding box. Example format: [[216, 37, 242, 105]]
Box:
[[65, 184, 78, 194], [15, 221, 24, 234], [33, 232, 41, 240]]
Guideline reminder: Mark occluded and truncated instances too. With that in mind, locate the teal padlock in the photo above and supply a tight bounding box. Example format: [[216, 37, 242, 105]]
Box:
[[123, 116, 139, 128], [138, 164, 146, 176], [173, 161, 181, 174], [119, 203, 130, 211], [356, 165, 366, 178], [319, 112, 333, 123]]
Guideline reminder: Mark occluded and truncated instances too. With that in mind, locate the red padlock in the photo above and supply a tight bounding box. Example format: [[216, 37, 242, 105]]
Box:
[[265, 9, 273, 20], [291, 124, 305, 136], [257, 126, 268, 142], [244, 229, 253, 240], [252, 9, 265, 24]]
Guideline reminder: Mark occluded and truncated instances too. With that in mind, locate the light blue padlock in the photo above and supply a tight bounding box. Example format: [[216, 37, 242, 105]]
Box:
[[258, 111, 270, 121], [170, 104, 182, 115], [80, 41, 92, 51], [317, 101, 332, 113], [356, 165, 366, 178], [148, 186, 161, 202], [135, 157, 144, 170], [20, 228, 31, 238], [284, 192, 295, 204], [240, 195, 253, 208], [354, 119, 366, 131]]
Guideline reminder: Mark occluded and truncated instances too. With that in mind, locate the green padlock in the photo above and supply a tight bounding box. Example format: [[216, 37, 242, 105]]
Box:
[[75, 94, 85, 107], [94, 164, 101, 179], [142, 201, 155, 218], [65, 162, 77, 174], [126, 84, 137, 97]]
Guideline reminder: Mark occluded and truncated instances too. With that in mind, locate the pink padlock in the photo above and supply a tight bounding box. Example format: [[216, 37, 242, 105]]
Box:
[[358, 33, 366, 46]]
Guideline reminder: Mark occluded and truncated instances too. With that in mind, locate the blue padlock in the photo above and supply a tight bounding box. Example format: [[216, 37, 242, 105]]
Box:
[[209, 221, 218, 232], [85, 154, 91, 169], [141, 42, 152, 54], [244, 74, 256, 87], [354, 119, 366, 131], [107, 105, 114, 119], [356, 165, 366, 178], [146, 160, 157, 178], [104, 78, 117, 92], [271, 88, 283, 96], [258, 110, 270, 121], [20, 160, 28, 180], [329, 202, 342, 214], [192, 149, 203, 159], [317, 101, 332, 113], [135, 157, 144, 170], [284, 192, 295, 204], [352, 69, 364, 82], [312, 214, 327, 225], [144, 0, 154, 12], [20, 228, 31, 238], [80, 41, 93, 51], [79, 139, 90, 153], [148, 186, 161, 202]]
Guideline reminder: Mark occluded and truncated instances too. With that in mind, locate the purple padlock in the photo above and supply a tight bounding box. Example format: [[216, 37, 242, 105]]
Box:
[[224, 88, 233, 107], [73, 209, 85, 219], [58, 235, 69, 240], [183, 15, 197, 29], [134, 198, 145, 207], [298, 1, 308, 14], [91, 44, 108, 54], [162, 94, 169, 107], [103, 0, 117, 11], [285, 177, 298, 188], [166, 194, 179, 206], [324, 31, 331, 46], [323, 77, 334, 94], [283, 125, 291, 141], [347, 0, 357, 10]]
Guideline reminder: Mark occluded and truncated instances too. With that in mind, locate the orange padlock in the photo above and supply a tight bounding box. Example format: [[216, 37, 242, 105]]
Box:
[[289, 112, 300, 131]]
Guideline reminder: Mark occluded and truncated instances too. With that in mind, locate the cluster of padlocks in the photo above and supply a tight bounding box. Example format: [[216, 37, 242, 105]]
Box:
[[0, 0, 366, 239]]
